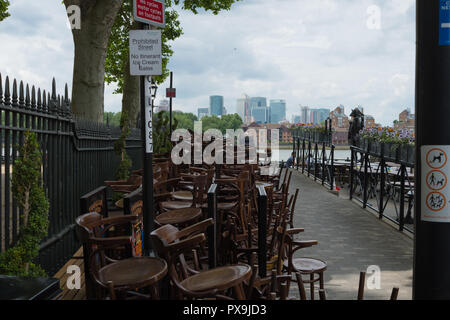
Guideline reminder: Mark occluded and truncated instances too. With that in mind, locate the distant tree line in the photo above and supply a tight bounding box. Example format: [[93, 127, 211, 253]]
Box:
[[104, 110, 243, 134]]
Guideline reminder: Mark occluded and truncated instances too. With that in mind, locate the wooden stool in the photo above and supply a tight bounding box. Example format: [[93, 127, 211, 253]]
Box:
[[289, 258, 327, 300]]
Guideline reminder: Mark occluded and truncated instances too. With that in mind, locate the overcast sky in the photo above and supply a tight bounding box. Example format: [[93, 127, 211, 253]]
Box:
[[0, 0, 415, 126]]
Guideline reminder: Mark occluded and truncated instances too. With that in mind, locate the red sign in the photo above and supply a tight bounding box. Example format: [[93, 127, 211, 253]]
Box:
[[134, 0, 165, 28], [166, 88, 176, 98]]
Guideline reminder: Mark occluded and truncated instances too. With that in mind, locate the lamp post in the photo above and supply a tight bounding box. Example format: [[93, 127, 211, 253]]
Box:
[[414, 0, 450, 299]]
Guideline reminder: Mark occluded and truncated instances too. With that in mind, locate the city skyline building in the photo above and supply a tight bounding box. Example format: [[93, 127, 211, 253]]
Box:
[[292, 115, 302, 124], [236, 94, 251, 124], [250, 97, 268, 124], [300, 106, 310, 124], [209, 95, 224, 116], [198, 107, 209, 119], [269, 99, 287, 124], [309, 108, 331, 125], [252, 106, 268, 123]]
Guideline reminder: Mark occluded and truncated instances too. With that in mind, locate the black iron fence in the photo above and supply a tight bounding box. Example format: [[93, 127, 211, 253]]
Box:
[[350, 142, 414, 233], [292, 127, 415, 234], [292, 130, 336, 191], [0, 73, 143, 275]]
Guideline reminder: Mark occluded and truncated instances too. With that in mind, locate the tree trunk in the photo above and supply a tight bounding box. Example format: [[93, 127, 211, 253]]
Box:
[[121, 19, 141, 128], [122, 58, 141, 127], [65, 0, 124, 122]]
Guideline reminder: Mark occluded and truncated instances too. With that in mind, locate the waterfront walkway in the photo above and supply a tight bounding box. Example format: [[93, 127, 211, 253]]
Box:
[[288, 169, 413, 300]]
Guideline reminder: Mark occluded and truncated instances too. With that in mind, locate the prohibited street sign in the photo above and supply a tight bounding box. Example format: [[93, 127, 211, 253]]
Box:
[[133, 0, 166, 28], [421, 146, 450, 222]]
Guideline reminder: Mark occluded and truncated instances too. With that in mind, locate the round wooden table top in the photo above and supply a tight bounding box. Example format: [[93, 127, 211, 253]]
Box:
[[171, 190, 193, 201], [180, 264, 252, 292], [155, 208, 202, 225], [98, 257, 167, 289]]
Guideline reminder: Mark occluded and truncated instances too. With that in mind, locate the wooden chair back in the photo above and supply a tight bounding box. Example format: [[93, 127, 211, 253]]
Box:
[[150, 219, 214, 298], [80, 186, 108, 217]]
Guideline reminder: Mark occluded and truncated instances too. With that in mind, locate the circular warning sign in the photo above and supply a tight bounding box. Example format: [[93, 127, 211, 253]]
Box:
[[426, 170, 448, 191], [426, 148, 448, 169], [426, 192, 447, 212]]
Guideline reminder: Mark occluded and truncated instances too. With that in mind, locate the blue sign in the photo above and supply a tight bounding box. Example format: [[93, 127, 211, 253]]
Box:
[[440, 0, 450, 45]]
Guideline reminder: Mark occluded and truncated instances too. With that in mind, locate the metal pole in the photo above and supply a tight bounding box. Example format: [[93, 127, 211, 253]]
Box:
[[363, 143, 369, 209], [308, 140, 311, 177], [207, 184, 217, 269], [399, 164, 406, 232], [302, 139, 306, 174], [330, 145, 335, 191], [350, 147, 354, 200], [257, 186, 267, 278], [379, 145, 385, 218], [169, 71, 173, 134], [414, 0, 450, 299], [322, 142, 326, 185], [314, 143, 318, 181], [139, 23, 155, 256]]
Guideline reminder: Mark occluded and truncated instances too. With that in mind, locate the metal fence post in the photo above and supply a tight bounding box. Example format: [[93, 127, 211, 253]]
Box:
[[330, 145, 335, 191], [257, 185, 267, 278], [307, 141, 312, 177], [379, 145, 386, 218], [207, 184, 218, 269], [302, 139, 306, 174], [363, 145, 369, 209], [350, 147, 354, 200], [322, 142, 326, 185], [399, 165, 405, 232], [314, 143, 319, 181], [292, 136, 296, 158]]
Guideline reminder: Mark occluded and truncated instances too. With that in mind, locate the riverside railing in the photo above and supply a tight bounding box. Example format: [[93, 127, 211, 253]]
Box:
[[350, 141, 414, 233], [0, 73, 143, 275], [291, 125, 336, 191]]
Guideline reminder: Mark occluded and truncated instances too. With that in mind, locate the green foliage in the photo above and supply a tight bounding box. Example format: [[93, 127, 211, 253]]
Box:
[[114, 110, 132, 181], [153, 110, 179, 154], [170, 0, 239, 14], [201, 113, 243, 134], [173, 111, 197, 131], [105, 0, 184, 91], [0, 0, 10, 22], [105, 0, 241, 89], [104, 112, 122, 127], [0, 132, 49, 277], [171, 112, 243, 134]]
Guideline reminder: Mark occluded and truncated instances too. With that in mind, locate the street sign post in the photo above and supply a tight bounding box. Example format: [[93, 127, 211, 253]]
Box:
[[414, 0, 450, 299], [130, 0, 164, 254], [166, 88, 176, 98], [166, 72, 175, 134], [129, 30, 162, 76], [133, 0, 166, 28]]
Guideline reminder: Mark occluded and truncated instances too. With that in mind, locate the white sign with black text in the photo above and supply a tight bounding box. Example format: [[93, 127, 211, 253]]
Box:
[[144, 77, 153, 154], [129, 30, 162, 76]]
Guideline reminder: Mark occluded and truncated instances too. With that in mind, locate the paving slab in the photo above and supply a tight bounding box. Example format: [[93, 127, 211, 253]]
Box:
[[287, 169, 413, 300]]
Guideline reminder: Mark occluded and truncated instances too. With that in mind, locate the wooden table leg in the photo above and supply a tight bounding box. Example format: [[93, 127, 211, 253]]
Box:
[[233, 283, 246, 300]]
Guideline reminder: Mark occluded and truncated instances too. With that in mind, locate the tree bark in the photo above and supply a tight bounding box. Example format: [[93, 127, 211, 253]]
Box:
[[65, 0, 124, 122], [122, 58, 140, 127]]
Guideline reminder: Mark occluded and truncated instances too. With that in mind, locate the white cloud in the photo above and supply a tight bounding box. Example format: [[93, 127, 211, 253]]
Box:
[[0, 0, 415, 126]]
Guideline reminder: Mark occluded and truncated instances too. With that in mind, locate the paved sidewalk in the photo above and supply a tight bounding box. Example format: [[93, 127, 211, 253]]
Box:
[[287, 169, 413, 300]]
